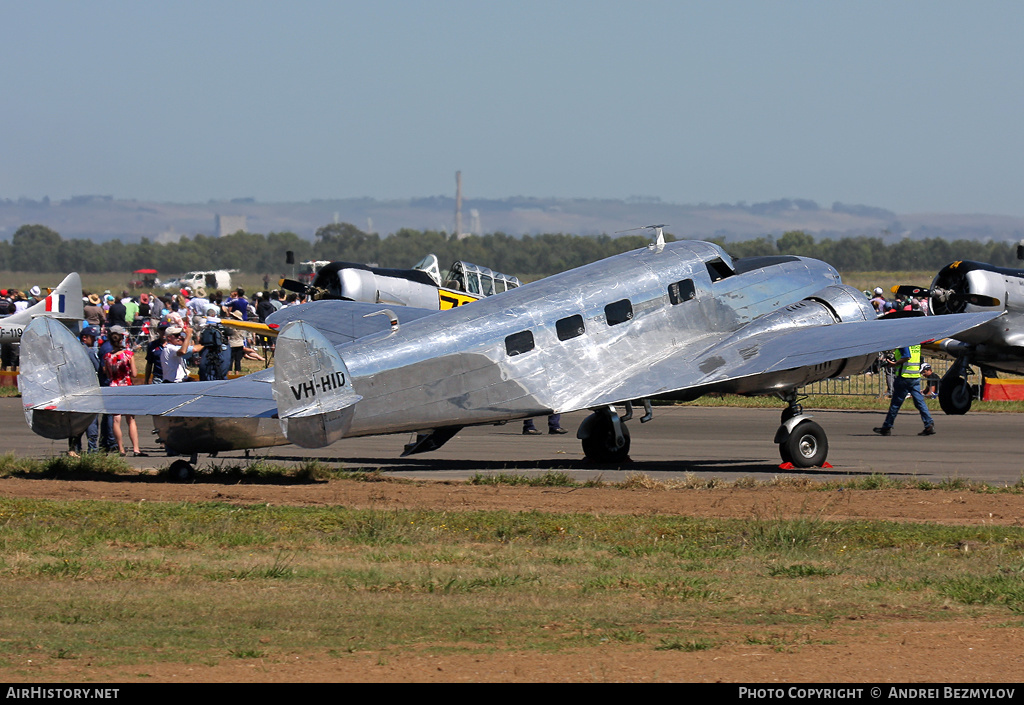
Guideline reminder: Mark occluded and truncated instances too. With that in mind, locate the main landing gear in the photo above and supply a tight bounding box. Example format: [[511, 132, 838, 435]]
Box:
[[774, 393, 829, 468], [939, 357, 974, 415], [578, 401, 653, 464]]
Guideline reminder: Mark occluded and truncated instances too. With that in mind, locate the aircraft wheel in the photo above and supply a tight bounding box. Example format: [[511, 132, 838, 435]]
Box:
[[581, 414, 631, 464], [939, 377, 972, 415], [778, 441, 792, 464], [779, 420, 828, 468], [167, 459, 195, 482]]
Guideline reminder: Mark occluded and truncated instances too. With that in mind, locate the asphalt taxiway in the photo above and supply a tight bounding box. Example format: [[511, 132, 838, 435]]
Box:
[[1, 397, 1019, 485]]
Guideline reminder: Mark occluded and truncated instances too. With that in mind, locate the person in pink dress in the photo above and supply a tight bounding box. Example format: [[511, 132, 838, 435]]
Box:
[[104, 326, 147, 457]]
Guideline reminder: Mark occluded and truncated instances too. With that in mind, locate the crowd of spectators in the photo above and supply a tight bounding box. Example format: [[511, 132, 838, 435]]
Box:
[[2, 280, 302, 456]]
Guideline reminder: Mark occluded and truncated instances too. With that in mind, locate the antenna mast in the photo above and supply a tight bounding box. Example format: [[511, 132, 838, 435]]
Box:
[[454, 171, 463, 240]]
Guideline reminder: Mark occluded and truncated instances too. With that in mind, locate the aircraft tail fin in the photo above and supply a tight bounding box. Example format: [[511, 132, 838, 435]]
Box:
[[271, 320, 362, 448], [32, 272, 84, 322], [19, 316, 98, 439]]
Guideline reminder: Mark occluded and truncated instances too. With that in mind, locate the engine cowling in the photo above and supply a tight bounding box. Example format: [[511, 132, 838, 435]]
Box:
[[703, 285, 879, 395], [726, 284, 878, 342], [804, 284, 878, 323]]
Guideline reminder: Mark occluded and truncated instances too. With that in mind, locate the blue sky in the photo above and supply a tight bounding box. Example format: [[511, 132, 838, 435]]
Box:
[[3, 1, 1024, 214]]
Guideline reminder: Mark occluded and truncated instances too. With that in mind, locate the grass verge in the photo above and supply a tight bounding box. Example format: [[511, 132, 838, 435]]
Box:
[[0, 495, 1022, 672]]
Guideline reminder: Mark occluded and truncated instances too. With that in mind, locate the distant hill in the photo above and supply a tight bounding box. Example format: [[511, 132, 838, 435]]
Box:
[[2, 195, 1023, 244]]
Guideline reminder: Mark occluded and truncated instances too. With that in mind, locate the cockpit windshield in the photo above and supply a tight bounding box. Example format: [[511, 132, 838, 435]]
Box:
[[442, 260, 520, 297]]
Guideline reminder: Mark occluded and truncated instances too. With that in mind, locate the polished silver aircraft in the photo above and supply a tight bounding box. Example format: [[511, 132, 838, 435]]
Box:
[[0, 273, 83, 344], [282, 254, 521, 311], [20, 233, 997, 474], [895, 258, 1024, 414]]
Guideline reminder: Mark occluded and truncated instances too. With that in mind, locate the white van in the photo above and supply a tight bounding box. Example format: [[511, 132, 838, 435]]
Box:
[[163, 270, 234, 293]]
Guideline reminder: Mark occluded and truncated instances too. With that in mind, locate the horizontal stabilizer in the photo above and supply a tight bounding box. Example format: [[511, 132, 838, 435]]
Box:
[[266, 300, 437, 347], [19, 317, 98, 439], [272, 320, 361, 448]]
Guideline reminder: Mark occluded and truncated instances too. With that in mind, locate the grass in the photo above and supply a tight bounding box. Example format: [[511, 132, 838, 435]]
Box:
[[3, 451, 1023, 494], [468, 471, 604, 487], [0, 495, 1022, 670], [0, 451, 133, 478]]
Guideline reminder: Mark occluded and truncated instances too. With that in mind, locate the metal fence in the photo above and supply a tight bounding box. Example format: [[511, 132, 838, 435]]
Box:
[[799, 355, 951, 397]]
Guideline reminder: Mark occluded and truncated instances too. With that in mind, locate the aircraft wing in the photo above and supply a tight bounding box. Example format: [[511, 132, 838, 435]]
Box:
[[217, 318, 279, 338], [573, 311, 1001, 409], [266, 300, 438, 346]]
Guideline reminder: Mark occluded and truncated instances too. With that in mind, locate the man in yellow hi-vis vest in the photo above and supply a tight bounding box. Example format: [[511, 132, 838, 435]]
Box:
[[873, 344, 935, 436]]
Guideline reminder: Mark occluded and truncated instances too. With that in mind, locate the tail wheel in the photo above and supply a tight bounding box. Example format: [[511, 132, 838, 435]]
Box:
[[166, 459, 195, 482], [581, 413, 631, 464], [779, 420, 828, 468], [938, 377, 972, 415]]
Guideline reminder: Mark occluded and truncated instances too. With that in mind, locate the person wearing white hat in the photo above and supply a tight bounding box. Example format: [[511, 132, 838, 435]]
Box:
[[920, 363, 940, 398], [870, 287, 886, 314], [29, 285, 41, 299], [160, 326, 204, 383]]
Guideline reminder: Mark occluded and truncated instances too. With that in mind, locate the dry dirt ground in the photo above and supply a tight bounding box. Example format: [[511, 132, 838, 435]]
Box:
[[3, 476, 1024, 683]]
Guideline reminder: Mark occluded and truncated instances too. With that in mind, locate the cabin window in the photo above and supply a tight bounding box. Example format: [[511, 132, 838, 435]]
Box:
[[505, 330, 535, 356], [493, 279, 506, 294], [705, 258, 734, 283], [465, 273, 480, 295], [481, 274, 494, 296], [556, 314, 585, 341], [604, 299, 633, 326], [668, 279, 696, 304]]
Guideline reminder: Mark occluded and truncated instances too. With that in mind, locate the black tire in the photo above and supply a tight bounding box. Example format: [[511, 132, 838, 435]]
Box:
[[581, 414, 631, 464], [779, 420, 828, 468], [778, 441, 793, 464], [167, 459, 195, 482], [939, 377, 972, 415]]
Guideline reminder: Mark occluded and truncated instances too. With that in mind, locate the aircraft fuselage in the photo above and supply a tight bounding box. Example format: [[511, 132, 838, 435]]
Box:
[[336, 241, 864, 435], [157, 241, 867, 453], [929, 260, 1024, 373]]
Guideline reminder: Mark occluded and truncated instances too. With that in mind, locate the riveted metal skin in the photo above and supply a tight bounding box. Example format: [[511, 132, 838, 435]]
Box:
[[19, 241, 999, 457]]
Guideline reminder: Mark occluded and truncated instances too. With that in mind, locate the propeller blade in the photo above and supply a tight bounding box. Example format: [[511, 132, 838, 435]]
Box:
[[891, 285, 930, 297], [279, 278, 309, 294], [959, 293, 1001, 307]]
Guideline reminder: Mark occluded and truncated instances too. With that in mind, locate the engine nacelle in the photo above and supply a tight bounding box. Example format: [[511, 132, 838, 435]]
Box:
[[699, 285, 879, 396], [804, 284, 878, 323], [728, 284, 877, 342], [335, 267, 378, 303]]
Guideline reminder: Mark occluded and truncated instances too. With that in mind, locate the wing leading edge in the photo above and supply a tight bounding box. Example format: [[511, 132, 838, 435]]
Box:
[[573, 311, 1001, 410]]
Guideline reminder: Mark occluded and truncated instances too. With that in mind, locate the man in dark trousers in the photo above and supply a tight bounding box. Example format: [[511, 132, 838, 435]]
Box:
[[874, 344, 935, 436]]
